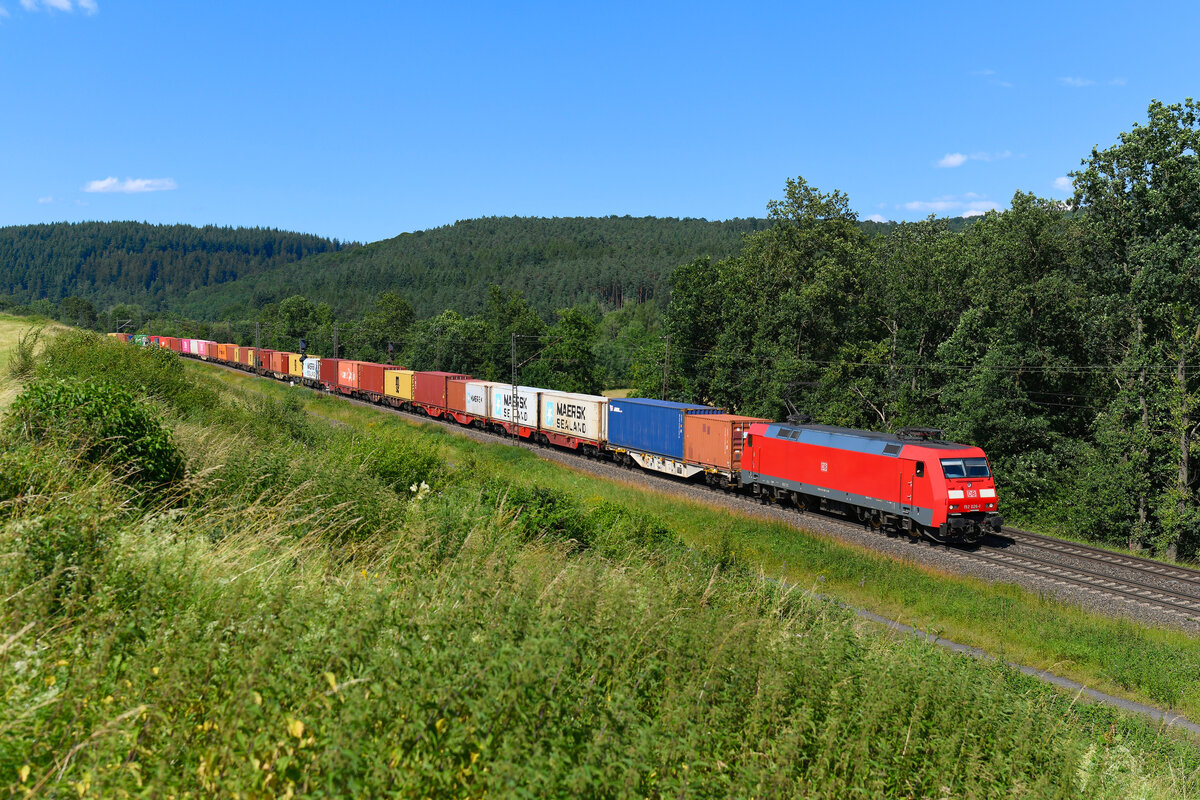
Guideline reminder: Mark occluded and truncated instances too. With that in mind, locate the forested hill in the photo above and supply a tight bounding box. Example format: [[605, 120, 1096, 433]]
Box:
[[0, 222, 348, 311], [175, 216, 773, 319]]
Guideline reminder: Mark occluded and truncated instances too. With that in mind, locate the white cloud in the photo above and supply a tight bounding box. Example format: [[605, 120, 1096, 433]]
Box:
[[0, 7, 10, 17], [866, 213, 887, 223], [37, 195, 53, 204], [18, 0, 97, 11], [83, 176, 177, 193], [1053, 176, 1073, 193], [1109, 77, 1127, 87], [936, 150, 1012, 168], [1059, 76, 1094, 87], [902, 194, 1002, 217]]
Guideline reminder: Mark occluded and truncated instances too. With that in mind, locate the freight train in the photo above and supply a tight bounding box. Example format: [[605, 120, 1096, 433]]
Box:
[[115, 333, 1004, 545]]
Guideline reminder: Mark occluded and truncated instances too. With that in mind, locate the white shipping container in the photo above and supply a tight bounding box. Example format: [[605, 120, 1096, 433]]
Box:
[[539, 391, 607, 443], [489, 385, 540, 427], [464, 381, 504, 418], [303, 357, 321, 381]]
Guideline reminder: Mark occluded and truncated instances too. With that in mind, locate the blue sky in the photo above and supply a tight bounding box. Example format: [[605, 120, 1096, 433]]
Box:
[[3, 1, 1197, 243]]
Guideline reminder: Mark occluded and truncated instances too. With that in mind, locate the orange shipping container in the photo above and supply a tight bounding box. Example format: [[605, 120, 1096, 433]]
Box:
[[447, 377, 470, 414], [683, 414, 771, 473], [337, 360, 360, 390]]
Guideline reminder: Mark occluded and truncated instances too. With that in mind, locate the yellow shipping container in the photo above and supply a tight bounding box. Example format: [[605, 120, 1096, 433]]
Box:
[[288, 353, 305, 377], [384, 369, 415, 400]]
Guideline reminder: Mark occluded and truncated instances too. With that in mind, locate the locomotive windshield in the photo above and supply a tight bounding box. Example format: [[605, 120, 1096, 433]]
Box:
[[940, 457, 991, 479]]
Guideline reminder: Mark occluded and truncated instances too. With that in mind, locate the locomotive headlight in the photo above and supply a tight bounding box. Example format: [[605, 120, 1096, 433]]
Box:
[[986, 503, 995, 509], [949, 504, 958, 510], [948, 489, 965, 500]]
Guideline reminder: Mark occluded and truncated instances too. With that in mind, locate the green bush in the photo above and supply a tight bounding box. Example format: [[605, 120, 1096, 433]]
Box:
[[247, 391, 312, 443], [7, 378, 185, 487], [4, 324, 44, 381], [352, 429, 443, 494], [35, 330, 218, 416]]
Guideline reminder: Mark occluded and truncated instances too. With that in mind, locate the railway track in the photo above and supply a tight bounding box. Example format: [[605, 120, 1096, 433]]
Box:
[[207, 358, 1200, 628]]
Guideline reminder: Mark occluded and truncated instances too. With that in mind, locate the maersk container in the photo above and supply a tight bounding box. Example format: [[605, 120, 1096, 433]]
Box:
[[606, 398, 724, 460], [683, 413, 770, 473], [302, 357, 321, 382], [488, 384, 540, 427], [413, 371, 471, 409], [539, 391, 607, 443], [384, 369, 415, 400], [463, 381, 503, 417]]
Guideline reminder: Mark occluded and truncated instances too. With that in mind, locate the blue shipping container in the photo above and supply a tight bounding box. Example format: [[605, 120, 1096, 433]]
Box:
[[607, 398, 724, 459]]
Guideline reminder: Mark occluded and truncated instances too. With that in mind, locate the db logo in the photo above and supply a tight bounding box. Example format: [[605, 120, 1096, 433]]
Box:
[[967, 489, 978, 498], [820, 462, 828, 472]]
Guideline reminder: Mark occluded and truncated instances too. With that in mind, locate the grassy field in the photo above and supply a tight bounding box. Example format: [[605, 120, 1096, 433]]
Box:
[[209, 359, 1200, 726], [2, 321, 1199, 797]]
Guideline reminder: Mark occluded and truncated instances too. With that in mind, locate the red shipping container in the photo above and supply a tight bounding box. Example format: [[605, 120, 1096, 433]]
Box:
[[320, 358, 340, 387], [684, 414, 771, 472], [239, 347, 255, 366], [271, 351, 292, 374], [412, 371, 471, 409], [447, 377, 470, 414], [358, 362, 385, 395]]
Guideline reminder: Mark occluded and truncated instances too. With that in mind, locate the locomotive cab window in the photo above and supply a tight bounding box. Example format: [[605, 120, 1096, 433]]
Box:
[[940, 457, 990, 479], [915, 461, 925, 477]]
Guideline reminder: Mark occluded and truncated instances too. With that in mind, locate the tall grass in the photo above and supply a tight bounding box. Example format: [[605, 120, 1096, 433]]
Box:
[[1, 334, 1198, 797]]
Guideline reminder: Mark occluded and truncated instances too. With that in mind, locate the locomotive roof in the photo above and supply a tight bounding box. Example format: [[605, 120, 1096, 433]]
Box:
[[764, 422, 975, 453]]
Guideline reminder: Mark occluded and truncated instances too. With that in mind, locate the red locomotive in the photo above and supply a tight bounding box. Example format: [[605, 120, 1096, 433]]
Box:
[[742, 423, 1002, 544]]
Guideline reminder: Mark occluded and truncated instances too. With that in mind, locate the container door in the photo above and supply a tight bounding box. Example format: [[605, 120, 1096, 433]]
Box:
[[899, 459, 916, 514]]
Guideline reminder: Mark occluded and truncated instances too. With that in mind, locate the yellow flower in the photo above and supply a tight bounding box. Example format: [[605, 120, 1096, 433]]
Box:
[[287, 718, 305, 739]]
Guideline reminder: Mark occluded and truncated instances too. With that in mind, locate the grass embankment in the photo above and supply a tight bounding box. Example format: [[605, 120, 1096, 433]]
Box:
[[211, 360, 1200, 727], [1, 327, 1198, 797]]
